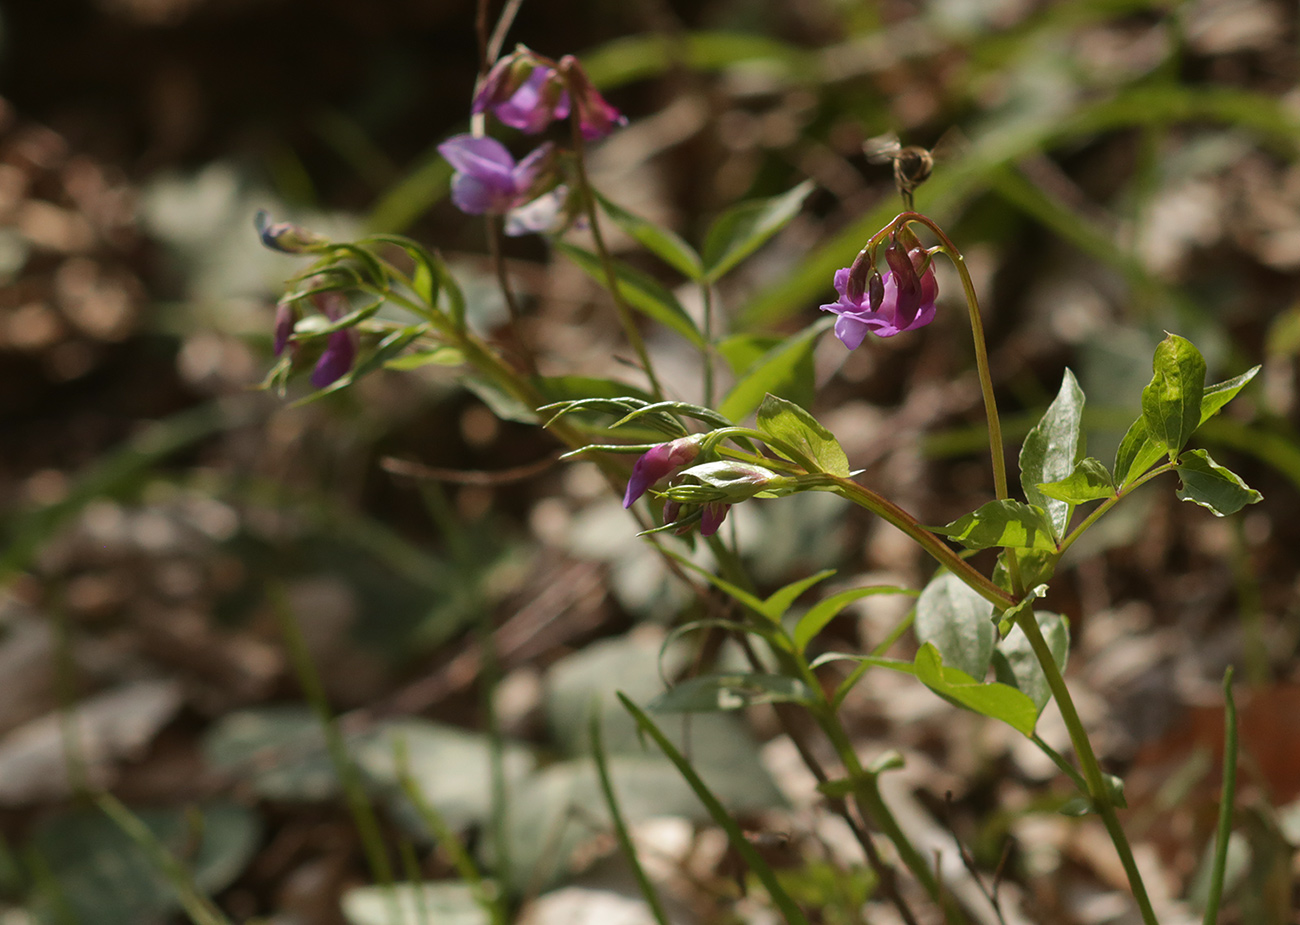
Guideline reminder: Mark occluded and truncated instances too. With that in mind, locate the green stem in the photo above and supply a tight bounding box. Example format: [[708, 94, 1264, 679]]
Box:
[[567, 122, 664, 400], [1055, 464, 1174, 558], [701, 282, 715, 407], [822, 475, 1015, 609], [1015, 608, 1158, 925], [1202, 667, 1238, 925]]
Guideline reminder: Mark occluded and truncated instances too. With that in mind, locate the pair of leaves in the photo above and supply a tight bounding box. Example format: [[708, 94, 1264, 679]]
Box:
[[596, 181, 814, 285]]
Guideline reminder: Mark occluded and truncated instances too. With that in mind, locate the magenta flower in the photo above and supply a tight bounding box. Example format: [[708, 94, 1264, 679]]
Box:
[[308, 290, 357, 389], [700, 502, 731, 537], [623, 435, 705, 508], [438, 134, 554, 218], [820, 245, 938, 349], [272, 299, 298, 357], [473, 47, 625, 140], [478, 66, 571, 134]]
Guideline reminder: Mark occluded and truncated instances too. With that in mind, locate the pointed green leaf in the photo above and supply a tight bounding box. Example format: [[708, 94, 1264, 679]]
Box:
[[595, 191, 704, 279], [1141, 334, 1206, 459], [1113, 416, 1166, 488], [933, 500, 1059, 552], [702, 180, 814, 282], [756, 394, 851, 477], [717, 317, 830, 422], [794, 586, 917, 656], [915, 572, 996, 681], [912, 643, 1040, 737], [1020, 369, 1085, 538], [1038, 457, 1115, 504], [554, 241, 706, 347], [762, 569, 837, 621], [648, 673, 815, 712], [1175, 449, 1263, 516], [991, 611, 1069, 714], [1200, 366, 1261, 424]]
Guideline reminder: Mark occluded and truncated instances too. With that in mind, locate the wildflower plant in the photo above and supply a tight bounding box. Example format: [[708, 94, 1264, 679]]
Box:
[[251, 14, 1265, 925]]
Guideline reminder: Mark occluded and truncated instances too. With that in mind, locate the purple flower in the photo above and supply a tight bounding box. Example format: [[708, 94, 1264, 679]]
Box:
[[623, 435, 705, 508], [699, 502, 730, 537], [273, 299, 298, 356], [437, 134, 555, 218], [487, 67, 571, 134], [308, 290, 358, 388], [559, 56, 628, 140], [820, 246, 938, 349]]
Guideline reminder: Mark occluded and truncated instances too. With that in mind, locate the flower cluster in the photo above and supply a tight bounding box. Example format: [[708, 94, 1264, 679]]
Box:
[[821, 229, 938, 349], [265, 271, 358, 389], [622, 437, 796, 537], [439, 46, 624, 235]]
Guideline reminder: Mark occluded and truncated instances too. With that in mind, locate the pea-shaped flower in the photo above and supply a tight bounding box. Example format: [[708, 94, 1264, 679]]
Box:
[[437, 135, 555, 219], [821, 244, 937, 348], [623, 435, 706, 508]]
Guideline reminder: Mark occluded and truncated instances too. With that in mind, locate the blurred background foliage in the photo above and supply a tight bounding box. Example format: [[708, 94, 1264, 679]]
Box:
[[1, 0, 1299, 922]]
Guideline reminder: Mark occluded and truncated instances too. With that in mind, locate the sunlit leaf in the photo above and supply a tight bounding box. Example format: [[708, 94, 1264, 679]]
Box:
[[1175, 449, 1263, 516], [1020, 369, 1085, 538], [1141, 334, 1206, 460], [756, 394, 850, 477], [934, 500, 1059, 552], [1038, 457, 1115, 504], [915, 571, 996, 681]]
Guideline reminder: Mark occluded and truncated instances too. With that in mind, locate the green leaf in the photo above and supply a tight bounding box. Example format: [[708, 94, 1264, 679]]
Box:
[[794, 586, 917, 656], [1037, 457, 1115, 504], [915, 571, 996, 681], [756, 394, 851, 477], [554, 241, 706, 347], [718, 317, 831, 422], [347, 326, 428, 381], [648, 673, 816, 712], [384, 345, 465, 370], [359, 233, 443, 309], [1141, 334, 1207, 460], [912, 643, 1040, 737], [1200, 366, 1261, 424], [1020, 369, 1085, 538], [934, 500, 1059, 552], [991, 611, 1070, 714], [762, 568, 838, 621], [1113, 416, 1166, 488], [701, 180, 815, 282], [595, 191, 704, 279], [1175, 449, 1263, 516]]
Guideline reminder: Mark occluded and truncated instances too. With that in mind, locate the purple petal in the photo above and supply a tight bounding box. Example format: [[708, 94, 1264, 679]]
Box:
[[311, 330, 356, 388], [495, 69, 567, 133], [700, 502, 730, 537], [450, 173, 515, 215], [438, 134, 515, 177], [512, 142, 555, 192], [273, 301, 296, 356], [833, 313, 871, 350]]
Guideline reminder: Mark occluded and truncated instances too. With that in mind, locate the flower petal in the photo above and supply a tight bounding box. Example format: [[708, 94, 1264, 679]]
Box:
[[311, 330, 356, 388], [437, 134, 515, 177]]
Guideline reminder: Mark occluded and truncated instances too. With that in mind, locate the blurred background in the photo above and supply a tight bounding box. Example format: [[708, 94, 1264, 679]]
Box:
[[2, 0, 1299, 922]]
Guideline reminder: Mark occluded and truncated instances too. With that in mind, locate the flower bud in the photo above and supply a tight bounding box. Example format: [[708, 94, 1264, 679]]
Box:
[[700, 502, 731, 537], [255, 210, 329, 254], [884, 242, 923, 328], [272, 299, 299, 356], [623, 435, 707, 508], [559, 55, 627, 140]]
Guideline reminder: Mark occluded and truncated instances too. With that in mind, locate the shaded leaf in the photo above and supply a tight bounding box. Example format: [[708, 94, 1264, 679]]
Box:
[[702, 180, 814, 282], [991, 611, 1070, 714], [756, 394, 850, 477], [1175, 449, 1263, 516], [934, 500, 1059, 552], [1020, 368, 1085, 538], [1141, 334, 1206, 459], [915, 572, 996, 681]]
